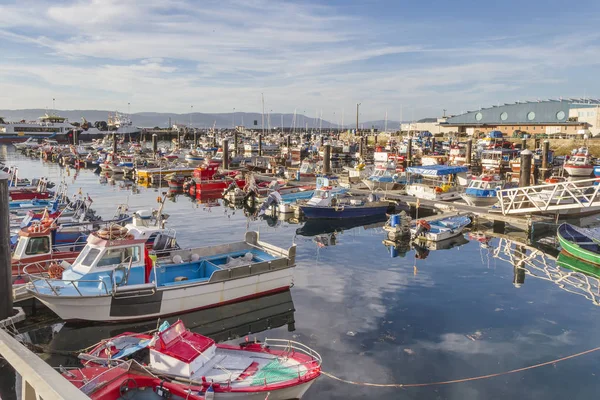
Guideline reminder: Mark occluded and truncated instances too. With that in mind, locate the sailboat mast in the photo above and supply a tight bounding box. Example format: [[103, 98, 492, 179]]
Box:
[[261, 93, 265, 136]]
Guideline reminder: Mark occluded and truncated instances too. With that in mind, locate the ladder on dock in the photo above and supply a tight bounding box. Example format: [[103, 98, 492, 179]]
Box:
[[497, 177, 600, 215]]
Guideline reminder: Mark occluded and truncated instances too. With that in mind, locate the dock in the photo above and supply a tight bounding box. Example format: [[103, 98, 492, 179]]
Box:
[[349, 188, 554, 234]]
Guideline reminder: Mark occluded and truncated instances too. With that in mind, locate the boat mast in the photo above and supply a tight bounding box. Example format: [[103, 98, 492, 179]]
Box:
[[261, 93, 265, 137]]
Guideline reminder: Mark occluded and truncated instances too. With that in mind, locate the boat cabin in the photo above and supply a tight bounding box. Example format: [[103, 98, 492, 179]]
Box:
[[192, 161, 220, 180], [405, 165, 468, 201]]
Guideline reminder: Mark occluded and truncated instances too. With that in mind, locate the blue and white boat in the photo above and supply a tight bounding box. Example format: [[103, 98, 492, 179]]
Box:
[[461, 174, 511, 207], [411, 215, 471, 242], [299, 187, 392, 219], [25, 231, 295, 322], [363, 162, 407, 191], [405, 165, 469, 201], [9, 198, 59, 212]]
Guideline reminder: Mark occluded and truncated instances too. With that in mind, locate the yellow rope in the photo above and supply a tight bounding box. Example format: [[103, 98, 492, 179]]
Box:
[[322, 346, 600, 388]]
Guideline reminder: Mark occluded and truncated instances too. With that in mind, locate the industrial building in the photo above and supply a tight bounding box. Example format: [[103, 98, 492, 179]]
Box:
[[440, 99, 600, 137]]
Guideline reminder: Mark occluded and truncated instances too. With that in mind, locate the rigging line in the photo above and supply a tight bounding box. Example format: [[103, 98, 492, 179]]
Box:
[[322, 346, 600, 388]]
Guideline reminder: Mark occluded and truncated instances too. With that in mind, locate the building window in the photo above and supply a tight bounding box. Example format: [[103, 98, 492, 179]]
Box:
[[475, 112, 483, 121], [527, 111, 535, 121], [557, 111, 566, 120], [500, 112, 508, 121]]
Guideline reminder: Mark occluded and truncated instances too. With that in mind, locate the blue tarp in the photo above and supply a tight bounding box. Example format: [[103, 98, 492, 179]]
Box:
[[406, 165, 468, 176], [488, 130, 503, 138], [420, 131, 433, 137]]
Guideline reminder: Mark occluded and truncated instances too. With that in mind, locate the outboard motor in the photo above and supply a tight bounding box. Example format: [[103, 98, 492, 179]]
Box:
[[258, 191, 283, 216], [413, 220, 431, 237]]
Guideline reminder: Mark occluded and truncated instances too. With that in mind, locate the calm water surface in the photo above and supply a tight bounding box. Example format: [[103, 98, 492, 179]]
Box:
[[2, 145, 600, 400]]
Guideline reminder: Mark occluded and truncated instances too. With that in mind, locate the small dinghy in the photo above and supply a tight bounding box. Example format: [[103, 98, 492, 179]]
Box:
[[557, 223, 600, 265], [411, 215, 471, 242], [69, 320, 321, 399]]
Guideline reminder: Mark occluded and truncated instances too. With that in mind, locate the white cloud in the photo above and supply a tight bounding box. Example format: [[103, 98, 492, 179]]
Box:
[[0, 0, 599, 119]]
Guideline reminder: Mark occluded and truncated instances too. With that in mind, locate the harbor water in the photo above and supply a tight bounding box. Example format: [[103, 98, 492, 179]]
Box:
[[2, 145, 600, 400]]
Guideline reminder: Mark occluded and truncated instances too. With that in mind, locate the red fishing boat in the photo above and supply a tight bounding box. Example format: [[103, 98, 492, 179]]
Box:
[[188, 161, 245, 195], [9, 187, 53, 201], [69, 320, 321, 400]]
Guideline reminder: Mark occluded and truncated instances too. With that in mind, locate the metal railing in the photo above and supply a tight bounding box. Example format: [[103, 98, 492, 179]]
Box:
[[497, 177, 600, 215], [24, 260, 112, 297], [0, 328, 89, 399]]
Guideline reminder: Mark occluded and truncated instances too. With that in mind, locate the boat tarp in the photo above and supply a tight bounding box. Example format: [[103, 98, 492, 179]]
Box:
[[562, 224, 600, 243], [406, 165, 468, 176]]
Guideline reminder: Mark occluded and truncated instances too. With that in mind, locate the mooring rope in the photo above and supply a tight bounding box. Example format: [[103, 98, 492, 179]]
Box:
[[322, 346, 600, 388]]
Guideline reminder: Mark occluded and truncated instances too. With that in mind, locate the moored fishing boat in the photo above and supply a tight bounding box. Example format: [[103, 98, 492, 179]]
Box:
[[411, 215, 471, 242], [460, 174, 511, 207], [405, 165, 468, 201], [25, 231, 295, 322], [68, 320, 321, 399], [299, 186, 392, 219], [557, 223, 600, 265], [563, 149, 593, 177]]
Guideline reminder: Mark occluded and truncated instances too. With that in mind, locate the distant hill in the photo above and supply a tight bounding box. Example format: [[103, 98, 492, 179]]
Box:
[[0, 109, 401, 130]]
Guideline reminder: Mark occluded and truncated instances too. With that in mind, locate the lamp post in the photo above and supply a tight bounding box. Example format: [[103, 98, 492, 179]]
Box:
[[356, 103, 361, 136]]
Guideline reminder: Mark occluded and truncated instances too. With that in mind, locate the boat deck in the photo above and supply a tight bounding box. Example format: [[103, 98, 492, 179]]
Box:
[[191, 347, 306, 387]]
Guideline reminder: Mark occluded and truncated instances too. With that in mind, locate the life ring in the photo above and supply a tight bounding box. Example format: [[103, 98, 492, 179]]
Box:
[[434, 187, 443, 193], [48, 263, 64, 279], [97, 225, 128, 240]]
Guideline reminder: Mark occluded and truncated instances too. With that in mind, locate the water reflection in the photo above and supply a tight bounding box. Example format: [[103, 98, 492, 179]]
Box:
[[16, 289, 296, 367], [470, 231, 600, 305]]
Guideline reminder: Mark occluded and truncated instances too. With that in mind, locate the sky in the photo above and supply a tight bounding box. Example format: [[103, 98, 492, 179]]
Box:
[[1, 0, 600, 121]]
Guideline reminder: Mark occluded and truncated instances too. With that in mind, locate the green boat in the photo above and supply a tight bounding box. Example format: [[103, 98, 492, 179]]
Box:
[[557, 223, 600, 265], [557, 251, 600, 279]]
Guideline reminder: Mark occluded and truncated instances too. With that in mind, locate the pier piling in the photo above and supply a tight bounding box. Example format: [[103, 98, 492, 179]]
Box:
[[223, 139, 229, 170], [407, 138, 412, 166], [431, 137, 436, 154], [519, 149, 533, 187], [323, 144, 332, 175], [541, 140, 550, 180], [521, 138, 527, 150], [258, 134, 263, 157], [234, 132, 239, 157], [0, 172, 12, 320], [152, 133, 158, 155], [466, 139, 472, 167], [73, 129, 78, 145]]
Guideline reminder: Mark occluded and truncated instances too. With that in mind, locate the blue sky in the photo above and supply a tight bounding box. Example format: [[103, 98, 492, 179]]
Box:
[[1, 0, 600, 121]]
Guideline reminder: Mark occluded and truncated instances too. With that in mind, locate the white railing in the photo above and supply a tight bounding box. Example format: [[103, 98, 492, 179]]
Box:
[[493, 238, 600, 305], [497, 177, 600, 214], [0, 328, 89, 399]]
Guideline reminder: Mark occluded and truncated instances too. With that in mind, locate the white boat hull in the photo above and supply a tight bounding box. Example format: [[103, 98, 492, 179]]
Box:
[[33, 267, 294, 322], [215, 379, 316, 400], [411, 225, 466, 242], [563, 166, 593, 176], [460, 194, 498, 207], [406, 184, 462, 201]]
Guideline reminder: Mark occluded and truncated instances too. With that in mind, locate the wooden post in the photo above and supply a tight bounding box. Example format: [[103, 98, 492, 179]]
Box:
[[465, 139, 472, 167], [521, 138, 527, 150], [541, 140, 550, 180], [0, 172, 12, 320], [519, 149, 533, 187], [223, 139, 229, 170], [407, 138, 412, 166], [152, 134, 158, 154], [233, 132, 239, 157], [72, 129, 78, 145], [258, 134, 263, 157], [323, 144, 331, 175]]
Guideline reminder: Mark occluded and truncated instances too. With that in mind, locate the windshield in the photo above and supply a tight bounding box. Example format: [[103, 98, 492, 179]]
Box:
[[74, 247, 101, 267], [14, 237, 27, 257]]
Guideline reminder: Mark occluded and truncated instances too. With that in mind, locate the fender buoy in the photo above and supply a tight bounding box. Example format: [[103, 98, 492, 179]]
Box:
[[48, 263, 64, 279]]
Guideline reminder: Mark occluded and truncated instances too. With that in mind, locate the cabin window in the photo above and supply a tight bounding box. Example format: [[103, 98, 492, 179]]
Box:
[[25, 237, 50, 255], [97, 246, 140, 267], [77, 247, 101, 267]]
